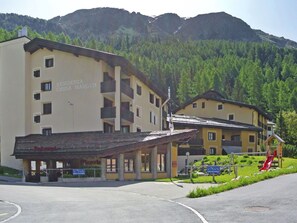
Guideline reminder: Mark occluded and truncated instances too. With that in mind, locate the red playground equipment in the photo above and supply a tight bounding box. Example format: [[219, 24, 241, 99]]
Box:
[[260, 150, 277, 171], [260, 133, 284, 171]]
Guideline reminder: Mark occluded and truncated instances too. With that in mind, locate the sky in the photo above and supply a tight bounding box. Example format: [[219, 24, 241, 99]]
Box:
[[1, 0, 297, 42]]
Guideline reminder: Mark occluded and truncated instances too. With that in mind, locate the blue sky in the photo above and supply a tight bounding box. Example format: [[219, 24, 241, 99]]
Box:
[[1, 0, 297, 42]]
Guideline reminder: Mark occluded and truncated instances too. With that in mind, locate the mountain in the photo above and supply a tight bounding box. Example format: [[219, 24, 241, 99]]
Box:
[[0, 7, 296, 48]]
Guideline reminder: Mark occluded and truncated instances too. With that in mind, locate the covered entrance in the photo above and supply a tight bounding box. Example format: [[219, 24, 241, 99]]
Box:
[[14, 130, 196, 182]]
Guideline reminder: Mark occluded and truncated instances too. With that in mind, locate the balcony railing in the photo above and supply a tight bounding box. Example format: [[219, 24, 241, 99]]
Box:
[[100, 80, 116, 93], [121, 82, 134, 99], [121, 107, 134, 123], [101, 107, 116, 119], [222, 140, 242, 146]]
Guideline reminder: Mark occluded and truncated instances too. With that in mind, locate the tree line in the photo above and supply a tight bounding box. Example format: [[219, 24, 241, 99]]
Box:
[[1, 27, 296, 148]]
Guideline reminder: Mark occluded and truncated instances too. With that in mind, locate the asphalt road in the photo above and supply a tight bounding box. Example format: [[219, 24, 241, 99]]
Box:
[[0, 174, 296, 223], [179, 173, 297, 223], [0, 181, 208, 223]]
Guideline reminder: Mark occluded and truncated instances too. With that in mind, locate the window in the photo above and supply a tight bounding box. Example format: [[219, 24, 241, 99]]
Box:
[[34, 93, 40, 100], [268, 126, 272, 131], [136, 127, 141, 132], [228, 114, 235, 121], [41, 82, 52, 91], [45, 58, 54, 68], [155, 98, 160, 108], [104, 123, 113, 133], [34, 115, 40, 123], [153, 115, 156, 125], [124, 159, 134, 172], [33, 69, 40, 78], [210, 147, 216, 155], [121, 126, 130, 133], [136, 107, 141, 118], [150, 111, 153, 123], [231, 135, 241, 141], [42, 128, 52, 136], [192, 103, 197, 108], [149, 93, 154, 104], [157, 154, 166, 172], [141, 153, 151, 172], [249, 135, 255, 143], [208, 132, 216, 141], [43, 103, 52, 115], [137, 85, 142, 95], [106, 158, 117, 173], [217, 103, 223, 110], [202, 102, 205, 109]]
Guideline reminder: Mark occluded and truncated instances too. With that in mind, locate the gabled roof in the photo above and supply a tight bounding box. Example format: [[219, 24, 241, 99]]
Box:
[[171, 114, 262, 131], [175, 90, 272, 120], [13, 129, 197, 159], [24, 38, 166, 100], [265, 133, 285, 144]]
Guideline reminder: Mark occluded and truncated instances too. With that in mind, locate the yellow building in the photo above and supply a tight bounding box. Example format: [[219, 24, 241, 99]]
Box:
[[0, 36, 195, 181], [174, 90, 272, 157]]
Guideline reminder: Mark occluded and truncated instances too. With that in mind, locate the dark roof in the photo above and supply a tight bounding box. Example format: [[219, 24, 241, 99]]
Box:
[[0, 36, 30, 44], [24, 38, 166, 100], [171, 114, 262, 131], [13, 129, 197, 159], [175, 90, 272, 120]]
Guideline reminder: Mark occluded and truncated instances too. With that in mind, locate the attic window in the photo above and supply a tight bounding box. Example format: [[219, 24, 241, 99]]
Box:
[[192, 103, 197, 108], [217, 103, 223, 110], [45, 58, 54, 68]]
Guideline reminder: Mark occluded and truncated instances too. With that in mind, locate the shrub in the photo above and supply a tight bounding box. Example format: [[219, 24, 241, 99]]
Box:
[[283, 144, 297, 158], [243, 155, 249, 158]]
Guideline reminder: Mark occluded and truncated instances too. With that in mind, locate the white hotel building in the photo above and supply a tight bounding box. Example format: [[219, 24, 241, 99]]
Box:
[[0, 36, 194, 181]]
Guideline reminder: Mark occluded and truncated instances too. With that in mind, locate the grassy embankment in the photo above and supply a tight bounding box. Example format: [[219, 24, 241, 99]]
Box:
[[186, 155, 297, 198]]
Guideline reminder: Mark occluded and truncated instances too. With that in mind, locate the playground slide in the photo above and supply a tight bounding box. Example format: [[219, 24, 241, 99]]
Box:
[[260, 151, 277, 171]]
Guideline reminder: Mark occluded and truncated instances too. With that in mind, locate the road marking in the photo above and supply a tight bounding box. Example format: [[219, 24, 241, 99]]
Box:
[[0, 213, 8, 216], [168, 200, 208, 223], [0, 201, 21, 223]]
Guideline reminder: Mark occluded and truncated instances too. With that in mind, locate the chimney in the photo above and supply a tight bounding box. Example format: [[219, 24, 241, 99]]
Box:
[[18, 27, 28, 37]]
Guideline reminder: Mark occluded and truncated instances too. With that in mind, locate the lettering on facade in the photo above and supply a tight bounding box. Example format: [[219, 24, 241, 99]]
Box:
[[56, 79, 97, 92]]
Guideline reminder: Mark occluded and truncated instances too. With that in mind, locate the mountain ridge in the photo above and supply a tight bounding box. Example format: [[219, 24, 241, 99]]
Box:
[[0, 7, 296, 48]]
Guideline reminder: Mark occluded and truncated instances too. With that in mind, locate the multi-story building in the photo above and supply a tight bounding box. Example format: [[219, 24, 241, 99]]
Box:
[[0, 35, 195, 181], [173, 90, 272, 161]]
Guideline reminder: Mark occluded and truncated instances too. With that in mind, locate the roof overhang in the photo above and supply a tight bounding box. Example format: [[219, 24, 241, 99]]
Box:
[[14, 130, 197, 160]]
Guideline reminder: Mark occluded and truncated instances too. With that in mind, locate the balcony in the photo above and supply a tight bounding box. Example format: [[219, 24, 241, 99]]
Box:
[[101, 80, 116, 93], [189, 138, 204, 146], [121, 107, 134, 123], [121, 82, 134, 99], [222, 140, 242, 146], [101, 107, 116, 119]]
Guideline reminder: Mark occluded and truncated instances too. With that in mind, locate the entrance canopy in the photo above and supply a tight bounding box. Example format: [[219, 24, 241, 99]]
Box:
[[14, 130, 197, 160]]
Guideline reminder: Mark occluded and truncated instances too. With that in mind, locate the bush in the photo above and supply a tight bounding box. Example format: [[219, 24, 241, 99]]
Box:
[[243, 155, 249, 158], [283, 144, 297, 158]]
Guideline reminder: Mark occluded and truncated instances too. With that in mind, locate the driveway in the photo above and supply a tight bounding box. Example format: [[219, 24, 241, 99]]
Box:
[[0, 174, 296, 223], [0, 180, 212, 223]]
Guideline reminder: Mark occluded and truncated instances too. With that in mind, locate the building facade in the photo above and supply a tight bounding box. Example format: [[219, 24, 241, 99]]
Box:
[[0, 36, 194, 181], [174, 90, 272, 158]]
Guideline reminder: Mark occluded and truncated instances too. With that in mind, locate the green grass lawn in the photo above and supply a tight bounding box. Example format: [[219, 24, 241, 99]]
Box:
[[183, 155, 297, 198]]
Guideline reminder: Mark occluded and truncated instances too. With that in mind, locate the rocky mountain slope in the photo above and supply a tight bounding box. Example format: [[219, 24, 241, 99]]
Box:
[[0, 7, 296, 48]]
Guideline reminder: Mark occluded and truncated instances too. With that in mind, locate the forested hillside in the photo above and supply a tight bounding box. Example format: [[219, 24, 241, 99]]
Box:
[[1, 27, 297, 147]]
